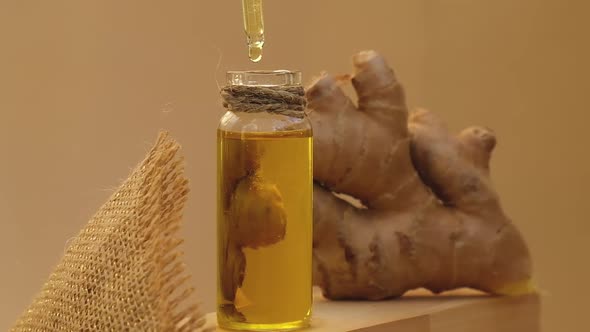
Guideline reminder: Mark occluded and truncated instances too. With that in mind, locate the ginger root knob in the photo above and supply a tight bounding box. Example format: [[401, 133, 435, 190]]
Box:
[[229, 174, 287, 249]]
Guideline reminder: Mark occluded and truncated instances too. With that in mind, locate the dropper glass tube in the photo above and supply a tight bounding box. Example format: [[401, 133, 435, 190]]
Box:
[[242, 0, 265, 62]]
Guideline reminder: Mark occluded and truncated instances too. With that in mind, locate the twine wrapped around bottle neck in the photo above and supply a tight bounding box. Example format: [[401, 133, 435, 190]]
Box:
[[220, 85, 306, 118]]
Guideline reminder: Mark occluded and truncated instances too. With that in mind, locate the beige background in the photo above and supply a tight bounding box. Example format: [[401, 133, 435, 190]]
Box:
[[1, 0, 588, 330]]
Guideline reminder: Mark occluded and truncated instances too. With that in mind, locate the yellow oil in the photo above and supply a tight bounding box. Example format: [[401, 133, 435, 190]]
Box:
[[217, 129, 313, 331], [242, 0, 265, 62]]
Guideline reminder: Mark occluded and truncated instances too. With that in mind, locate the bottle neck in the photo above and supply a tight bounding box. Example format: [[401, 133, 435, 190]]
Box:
[[222, 70, 306, 118], [220, 84, 306, 118]]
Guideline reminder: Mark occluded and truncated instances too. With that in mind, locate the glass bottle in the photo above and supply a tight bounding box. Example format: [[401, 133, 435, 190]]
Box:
[[217, 70, 313, 331]]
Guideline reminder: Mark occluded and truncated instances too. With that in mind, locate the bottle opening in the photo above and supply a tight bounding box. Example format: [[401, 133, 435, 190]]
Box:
[[227, 70, 302, 87]]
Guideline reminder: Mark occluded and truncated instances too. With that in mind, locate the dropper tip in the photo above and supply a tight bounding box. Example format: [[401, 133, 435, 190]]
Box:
[[248, 44, 263, 63]]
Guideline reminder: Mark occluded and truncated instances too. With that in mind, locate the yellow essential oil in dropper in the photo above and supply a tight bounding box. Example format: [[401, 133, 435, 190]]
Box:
[[242, 0, 265, 62]]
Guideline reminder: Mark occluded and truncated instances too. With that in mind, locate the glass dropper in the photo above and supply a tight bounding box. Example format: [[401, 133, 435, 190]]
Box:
[[242, 0, 265, 62]]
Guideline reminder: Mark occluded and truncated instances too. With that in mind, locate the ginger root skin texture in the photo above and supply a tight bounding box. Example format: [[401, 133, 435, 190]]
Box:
[[308, 50, 533, 300]]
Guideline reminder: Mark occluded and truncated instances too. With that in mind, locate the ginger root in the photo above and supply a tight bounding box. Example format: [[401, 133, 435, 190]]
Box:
[[308, 50, 532, 300], [230, 174, 287, 249], [218, 134, 287, 319]]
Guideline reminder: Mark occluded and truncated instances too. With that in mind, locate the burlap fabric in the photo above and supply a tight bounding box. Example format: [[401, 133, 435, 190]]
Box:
[[11, 132, 206, 331]]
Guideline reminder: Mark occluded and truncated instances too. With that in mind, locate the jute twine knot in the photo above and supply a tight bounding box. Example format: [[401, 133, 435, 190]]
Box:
[[221, 85, 306, 118]]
